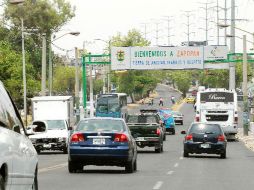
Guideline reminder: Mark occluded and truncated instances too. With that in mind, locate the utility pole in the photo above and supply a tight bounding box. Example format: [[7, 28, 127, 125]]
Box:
[[75, 47, 80, 123], [162, 16, 174, 46], [229, 0, 236, 90], [216, 0, 220, 45], [155, 22, 160, 46], [48, 34, 52, 95], [243, 34, 249, 136], [199, 2, 214, 45], [182, 11, 195, 46], [141, 23, 148, 40], [224, 0, 227, 45], [41, 33, 46, 96]]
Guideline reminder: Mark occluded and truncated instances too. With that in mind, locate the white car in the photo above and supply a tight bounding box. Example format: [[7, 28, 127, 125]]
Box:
[[29, 119, 70, 154], [0, 81, 38, 190]]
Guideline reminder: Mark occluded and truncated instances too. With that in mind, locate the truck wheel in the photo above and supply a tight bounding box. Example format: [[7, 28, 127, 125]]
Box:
[[35, 148, 41, 154], [0, 174, 5, 190], [125, 159, 134, 173]]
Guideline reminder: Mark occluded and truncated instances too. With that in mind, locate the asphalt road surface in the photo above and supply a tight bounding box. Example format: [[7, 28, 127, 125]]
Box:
[[38, 84, 254, 190]]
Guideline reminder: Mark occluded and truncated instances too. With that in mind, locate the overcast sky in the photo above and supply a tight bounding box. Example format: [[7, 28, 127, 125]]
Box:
[[3, 0, 254, 57]]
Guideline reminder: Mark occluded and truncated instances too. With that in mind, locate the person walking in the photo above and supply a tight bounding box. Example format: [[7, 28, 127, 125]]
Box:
[[159, 97, 164, 106]]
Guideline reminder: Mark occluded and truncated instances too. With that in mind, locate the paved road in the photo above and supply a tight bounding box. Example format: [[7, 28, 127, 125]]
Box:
[[38, 85, 254, 190]]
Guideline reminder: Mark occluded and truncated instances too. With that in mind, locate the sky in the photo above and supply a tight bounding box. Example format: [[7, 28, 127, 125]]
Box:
[[2, 0, 254, 57]]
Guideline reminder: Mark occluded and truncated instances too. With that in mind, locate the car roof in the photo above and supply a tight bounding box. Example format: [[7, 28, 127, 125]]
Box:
[[79, 117, 125, 121]]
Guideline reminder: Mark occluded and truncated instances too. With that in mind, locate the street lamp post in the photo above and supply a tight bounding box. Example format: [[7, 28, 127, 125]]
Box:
[[10, 0, 27, 125], [94, 39, 111, 93], [48, 31, 80, 95]]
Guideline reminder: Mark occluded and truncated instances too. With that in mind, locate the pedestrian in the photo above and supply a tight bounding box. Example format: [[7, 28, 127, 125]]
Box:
[[159, 97, 164, 106], [151, 98, 154, 105], [171, 96, 175, 104]]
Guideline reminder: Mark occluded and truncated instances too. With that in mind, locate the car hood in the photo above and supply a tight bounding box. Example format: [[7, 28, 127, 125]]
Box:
[[29, 129, 69, 139]]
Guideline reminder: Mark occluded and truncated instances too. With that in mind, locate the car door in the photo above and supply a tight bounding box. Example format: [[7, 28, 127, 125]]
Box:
[[0, 83, 37, 190]]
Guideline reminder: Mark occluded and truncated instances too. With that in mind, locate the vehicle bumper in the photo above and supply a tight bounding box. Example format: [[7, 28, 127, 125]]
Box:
[[33, 142, 67, 151], [174, 119, 183, 124], [135, 137, 161, 148], [184, 142, 226, 154], [165, 127, 175, 132], [69, 146, 131, 166]]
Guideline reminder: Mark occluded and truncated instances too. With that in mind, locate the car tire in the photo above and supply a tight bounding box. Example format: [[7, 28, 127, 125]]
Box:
[[68, 161, 82, 173], [183, 150, 189, 157], [32, 167, 38, 190], [125, 159, 134, 173], [134, 159, 137, 171], [163, 134, 166, 141], [63, 146, 68, 154], [220, 150, 226, 159], [172, 129, 175, 135], [180, 121, 183, 125], [35, 148, 40, 154], [0, 174, 5, 190]]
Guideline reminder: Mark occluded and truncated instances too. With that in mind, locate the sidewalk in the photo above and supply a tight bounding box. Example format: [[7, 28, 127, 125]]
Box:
[[236, 128, 254, 152]]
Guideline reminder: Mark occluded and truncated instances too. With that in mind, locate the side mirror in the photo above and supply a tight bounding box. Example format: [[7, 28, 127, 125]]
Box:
[[181, 130, 186, 134]]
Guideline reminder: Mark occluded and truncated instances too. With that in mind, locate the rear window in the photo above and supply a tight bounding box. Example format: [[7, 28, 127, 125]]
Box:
[[127, 115, 159, 123], [189, 124, 222, 134], [76, 119, 125, 132]]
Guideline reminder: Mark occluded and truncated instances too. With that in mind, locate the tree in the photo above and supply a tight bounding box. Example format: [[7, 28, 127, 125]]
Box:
[[111, 29, 153, 102], [0, 41, 39, 108]]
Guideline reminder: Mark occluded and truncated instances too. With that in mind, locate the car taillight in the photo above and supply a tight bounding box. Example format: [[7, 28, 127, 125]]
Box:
[[234, 117, 238, 124], [156, 128, 161, 136], [217, 135, 225, 142], [114, 133, 128, 142], [195, 116, 200, 122], [71, 133, 85, 142], [185, 134, 193, 141]]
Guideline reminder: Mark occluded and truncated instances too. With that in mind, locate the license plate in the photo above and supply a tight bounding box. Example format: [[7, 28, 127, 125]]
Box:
[[200, 144, 210, 148], [93, 138, 105, 145], [43, 144, 51, 148], [136, 137, 145, 141]]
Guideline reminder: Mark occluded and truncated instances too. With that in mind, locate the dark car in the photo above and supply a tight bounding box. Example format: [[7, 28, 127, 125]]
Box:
[[126, 113, 164, 153], [182, 122, 227, 158], [172, 111, 183, 125], [68, 117, 137, 173]]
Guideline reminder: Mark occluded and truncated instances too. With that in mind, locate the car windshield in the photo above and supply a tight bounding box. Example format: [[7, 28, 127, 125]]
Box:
[[76, 119, 125, 132], [127, 115, 158, 123], [46, 120, 66, 130], [189, 123, 221, 134]]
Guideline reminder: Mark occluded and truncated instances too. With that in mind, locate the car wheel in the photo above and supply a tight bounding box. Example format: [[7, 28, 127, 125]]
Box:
[[221, 150, 226, 159], [163, 134, 166, 141], [68, 161, 82, 173], [63, 146, 68, 154], [134, 159, 137, 171], [31, 167, 38, 190], [183, 150, 189, 157], [0, 174, 5, 190], [181, 121, 183, 125], [172, 129, 175, 135], [35, 148, 40, 154], [125, 159, 134, 173]]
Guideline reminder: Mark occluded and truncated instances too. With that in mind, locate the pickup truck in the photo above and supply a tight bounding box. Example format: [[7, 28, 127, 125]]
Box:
[[28, 119, 71, 154], [126, 113, 164, 153]]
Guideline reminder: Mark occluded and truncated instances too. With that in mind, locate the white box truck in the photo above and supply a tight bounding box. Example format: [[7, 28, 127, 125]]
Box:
[[31, 96, 74, 126]]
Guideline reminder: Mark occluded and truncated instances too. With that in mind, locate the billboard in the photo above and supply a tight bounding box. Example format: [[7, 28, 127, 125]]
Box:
[[111, 46, 204, 70], [204, 46, 228, 60]]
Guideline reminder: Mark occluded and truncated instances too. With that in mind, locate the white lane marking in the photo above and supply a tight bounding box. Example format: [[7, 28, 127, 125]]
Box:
[[179, 156, 183, 160], [167, 170, 174, 175], [39, 163, 67, 173], [153, 181, 163, 190], [174, 163, 179, 168]]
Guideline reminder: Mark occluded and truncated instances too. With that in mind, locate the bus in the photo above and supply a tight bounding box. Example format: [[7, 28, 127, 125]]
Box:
[[95, 93, 128, 119], [195, 88, 238, 139]]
